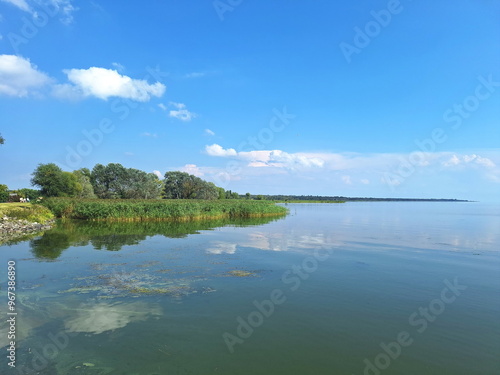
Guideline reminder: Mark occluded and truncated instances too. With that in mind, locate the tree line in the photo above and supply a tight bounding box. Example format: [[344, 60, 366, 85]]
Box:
[[23, 163, 246, 201]]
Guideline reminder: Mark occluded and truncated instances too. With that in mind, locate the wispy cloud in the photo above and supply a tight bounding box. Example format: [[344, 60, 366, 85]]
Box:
[[168, 102, 196, 122], [1, 0, 78, 24], [111, 62, 125, 72], [141, 132, 158, 138], [202, 144, 500, 193], [341, 175, 352, 185], [205, 128, 215, 136], [184, 72, 206, 79], [442, 154, 495, 168], [51, 0, 77, 25], [1, 0, 32, 13]]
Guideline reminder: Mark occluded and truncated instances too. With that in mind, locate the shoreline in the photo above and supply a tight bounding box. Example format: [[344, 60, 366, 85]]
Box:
[[0, 216, 55, 244]]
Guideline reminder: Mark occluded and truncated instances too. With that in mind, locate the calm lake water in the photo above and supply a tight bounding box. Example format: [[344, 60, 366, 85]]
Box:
[[1, 202, 499, 374]]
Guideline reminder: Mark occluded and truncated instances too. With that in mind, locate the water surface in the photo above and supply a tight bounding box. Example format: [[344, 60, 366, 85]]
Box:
[[1, 202, 499, 374]]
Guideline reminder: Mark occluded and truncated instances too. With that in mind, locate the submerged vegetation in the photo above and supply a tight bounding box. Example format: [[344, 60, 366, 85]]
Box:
[[41, 198, 288, 221]]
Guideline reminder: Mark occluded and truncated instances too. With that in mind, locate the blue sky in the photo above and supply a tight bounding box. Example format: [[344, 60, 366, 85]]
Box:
[[0, 0, 499, 201]]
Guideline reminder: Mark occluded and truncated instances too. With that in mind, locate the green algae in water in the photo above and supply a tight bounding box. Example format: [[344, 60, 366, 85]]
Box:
[[227, 270, 256, 277]]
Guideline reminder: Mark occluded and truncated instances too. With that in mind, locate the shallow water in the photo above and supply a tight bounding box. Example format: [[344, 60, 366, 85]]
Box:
[[1, 202, 499, 374]]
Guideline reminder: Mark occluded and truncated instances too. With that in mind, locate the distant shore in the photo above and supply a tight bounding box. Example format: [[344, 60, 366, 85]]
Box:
[[264, 196, 470, 203]]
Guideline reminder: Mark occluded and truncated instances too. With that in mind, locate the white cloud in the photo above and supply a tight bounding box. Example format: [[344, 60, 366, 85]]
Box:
[[62, 67, 166, 101], [442, 154, 495, 168], [442, 155, 461, 167], [0, 55, 51, 97], [158, 103, 167, 111], [178, 149, 500, 198], [205, 144, 237, 157], [268, 150, 324, 168], [168, 102, 196, 121], [152, 170, 162, 179], [205, 128, 215, 136], [179, 164, 204, 177], [1, 0, 31, 12], [204, 144, 324, 170]]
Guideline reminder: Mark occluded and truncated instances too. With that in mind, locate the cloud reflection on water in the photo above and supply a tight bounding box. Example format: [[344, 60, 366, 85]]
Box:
[[65, 301, 162, 335]]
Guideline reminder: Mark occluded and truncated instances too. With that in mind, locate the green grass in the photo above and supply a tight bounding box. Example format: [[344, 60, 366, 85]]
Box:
[[0, 202, 54, 223], [42, 198, 288, 221]]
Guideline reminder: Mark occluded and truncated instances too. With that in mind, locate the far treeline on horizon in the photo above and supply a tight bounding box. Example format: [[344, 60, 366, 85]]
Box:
[[0, 160, 470, 203]]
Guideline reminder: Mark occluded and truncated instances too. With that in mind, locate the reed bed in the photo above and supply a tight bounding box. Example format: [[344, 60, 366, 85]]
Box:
[[42, 198, 288, 221]]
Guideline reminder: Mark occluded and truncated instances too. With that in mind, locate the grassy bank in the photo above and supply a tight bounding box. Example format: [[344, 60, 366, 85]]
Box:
[[42, 198, 288, 221], [0, 202, 54, 223]]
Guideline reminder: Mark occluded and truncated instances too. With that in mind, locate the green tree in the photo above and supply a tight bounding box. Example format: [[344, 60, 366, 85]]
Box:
[[0, 184, 8, 202], [163, 171, 191, 199], [31, 163, 79, 197], [91, 164, 162, 199], [0, 134, 4, 145], [245, 192, 251, 200], [197, 182, 219, 200], [224, 190, 240, 199], [217, 187, 226, 199], [163, 171, 218, 200], [91, 163, 128, 199], [121, 169, 162, 199], [73, 169, 96, 198]]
